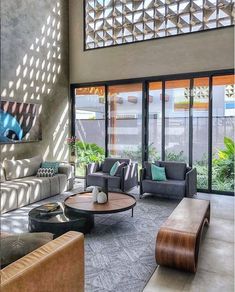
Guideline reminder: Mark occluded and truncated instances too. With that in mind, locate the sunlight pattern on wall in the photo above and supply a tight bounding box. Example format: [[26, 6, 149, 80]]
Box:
[[1, 1, 69, 161]]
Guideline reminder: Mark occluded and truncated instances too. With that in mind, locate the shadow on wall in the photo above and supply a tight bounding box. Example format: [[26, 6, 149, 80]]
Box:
[[1, 0, 69, 162]]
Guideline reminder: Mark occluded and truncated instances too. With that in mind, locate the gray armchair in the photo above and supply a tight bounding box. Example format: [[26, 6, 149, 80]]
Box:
[[85, 158, 138, 192], [140, 161, 197, 199]]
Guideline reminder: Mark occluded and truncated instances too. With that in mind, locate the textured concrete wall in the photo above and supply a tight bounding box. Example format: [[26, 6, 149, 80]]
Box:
[[1, 0, 69, 161], [69, 0, 234, 83]]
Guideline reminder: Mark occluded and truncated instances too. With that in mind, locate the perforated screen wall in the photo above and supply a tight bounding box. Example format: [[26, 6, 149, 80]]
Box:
[[85, 0, 234, 50]]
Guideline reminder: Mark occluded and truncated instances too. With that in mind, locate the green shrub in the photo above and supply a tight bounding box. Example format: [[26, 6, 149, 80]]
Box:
[[165, 150, 185, 162], [212, 137, 234, 191], [75, 141, 105, 164]]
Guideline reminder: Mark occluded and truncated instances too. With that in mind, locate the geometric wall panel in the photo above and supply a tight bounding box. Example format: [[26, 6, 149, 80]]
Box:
[[85, 0, 234, 50]]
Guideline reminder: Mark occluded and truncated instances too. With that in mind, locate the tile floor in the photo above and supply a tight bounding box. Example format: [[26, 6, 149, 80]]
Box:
[[143, 193, 234, 292]]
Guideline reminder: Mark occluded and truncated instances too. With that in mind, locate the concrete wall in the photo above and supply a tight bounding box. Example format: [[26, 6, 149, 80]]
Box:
[[69, 0, 234, 84], [1, 0, 70, 161]]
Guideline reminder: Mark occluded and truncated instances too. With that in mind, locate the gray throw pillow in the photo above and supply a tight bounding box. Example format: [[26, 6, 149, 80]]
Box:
[[115, 162, 127, 176], [1, 232, 53, 268]]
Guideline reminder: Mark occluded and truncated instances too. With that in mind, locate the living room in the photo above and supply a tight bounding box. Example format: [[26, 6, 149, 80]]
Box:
[[0, 0, 234, 291]]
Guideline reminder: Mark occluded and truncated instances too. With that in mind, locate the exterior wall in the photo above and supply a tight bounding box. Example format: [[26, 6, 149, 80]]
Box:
[[69, 0, 234, 84], [1, 0, 69, 161]]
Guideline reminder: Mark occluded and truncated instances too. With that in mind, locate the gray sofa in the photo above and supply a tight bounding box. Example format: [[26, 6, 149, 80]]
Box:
[[140, 161, 197, 199], [85, 158, 138, 192], [0, 156, 74, 214]]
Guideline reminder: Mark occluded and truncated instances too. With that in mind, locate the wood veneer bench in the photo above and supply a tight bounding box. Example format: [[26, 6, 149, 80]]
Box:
[[155, 198, 210, 273]]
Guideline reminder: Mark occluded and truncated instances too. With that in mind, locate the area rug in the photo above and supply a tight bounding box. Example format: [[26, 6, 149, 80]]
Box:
[[1, 184, 178, 292]]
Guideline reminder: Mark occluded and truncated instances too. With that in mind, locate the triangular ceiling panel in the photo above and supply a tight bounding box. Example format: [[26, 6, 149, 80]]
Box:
[[85, 0, 234, 49]]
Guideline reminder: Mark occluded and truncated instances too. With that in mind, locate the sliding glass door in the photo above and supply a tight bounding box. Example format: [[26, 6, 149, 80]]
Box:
[[212, 75, 235, 192], [107, 83, 143, 166], [165, 80, 190, 163], [74, 86, 105, 176], [192, 77, 209, 189], [148, 82, 162, 161]]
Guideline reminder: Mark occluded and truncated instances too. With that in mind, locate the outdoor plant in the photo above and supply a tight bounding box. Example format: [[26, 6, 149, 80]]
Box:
[[66, 136, 78, 155], [75, 140, 105, 165], [165, 150, 185, 162], [212, 137, 234, 191], [123, 143, 160, 162]]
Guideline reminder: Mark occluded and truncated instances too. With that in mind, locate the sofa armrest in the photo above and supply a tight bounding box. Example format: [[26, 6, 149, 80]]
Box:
[[58, 164, 74, 179], [186, 168, 197, 197], [121, 163, 138, 192], [139, 168, 146, 196], [140, 168, 146, 181], [1, 231, 84, 292]]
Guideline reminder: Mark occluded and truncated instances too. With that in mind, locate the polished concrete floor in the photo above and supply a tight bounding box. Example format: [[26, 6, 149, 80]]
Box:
[[143, 193, 234, 292]]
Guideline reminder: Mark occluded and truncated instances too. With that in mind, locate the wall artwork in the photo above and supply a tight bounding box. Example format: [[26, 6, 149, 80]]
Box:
[[0, 100, 42, 143]]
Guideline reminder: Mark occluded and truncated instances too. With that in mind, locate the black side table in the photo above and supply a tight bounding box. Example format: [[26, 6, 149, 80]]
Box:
[[28, 202, 94, 237]]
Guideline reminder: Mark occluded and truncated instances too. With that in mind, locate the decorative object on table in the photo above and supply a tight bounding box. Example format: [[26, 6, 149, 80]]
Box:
[[92, 186, 99, 203], [36, 203, 60, 213], [36, 167, 55, 177], [41, 161, 60, 174], [0, 100, 42, 144], [97, 191, 108, 204]]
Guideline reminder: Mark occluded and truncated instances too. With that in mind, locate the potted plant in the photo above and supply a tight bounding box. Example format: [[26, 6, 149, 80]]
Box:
[[66, 136, 78, 163]]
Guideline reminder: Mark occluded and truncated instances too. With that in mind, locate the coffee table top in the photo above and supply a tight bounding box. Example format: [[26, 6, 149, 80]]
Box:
[[64, 192, 136, 214]]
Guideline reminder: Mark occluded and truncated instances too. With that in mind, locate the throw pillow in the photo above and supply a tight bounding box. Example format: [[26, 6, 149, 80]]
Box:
[[115, 162, 127, 176], [41, 161, 60, 174], [1, 232, 53, 268], [151, 164, 167, 181], [110, 161, 120, 176], [37, 167, 55, 177]]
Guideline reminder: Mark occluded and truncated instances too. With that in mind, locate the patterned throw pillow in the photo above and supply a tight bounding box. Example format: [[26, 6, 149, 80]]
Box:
[[37, 168, 55, 177], [41, 161, 60, 174]]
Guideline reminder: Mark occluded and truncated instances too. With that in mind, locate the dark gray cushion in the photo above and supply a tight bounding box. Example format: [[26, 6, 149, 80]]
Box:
[[102, 158, 130, 173], [142, 179, 186, 198], [1, 232, 53, 268], [115, 162, 127, 177], [159, 161, 187, 180], [87, 172, 121, 189]]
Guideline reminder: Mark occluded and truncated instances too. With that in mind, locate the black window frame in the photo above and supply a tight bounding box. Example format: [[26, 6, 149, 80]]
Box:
[[71, 68, 234, 196]]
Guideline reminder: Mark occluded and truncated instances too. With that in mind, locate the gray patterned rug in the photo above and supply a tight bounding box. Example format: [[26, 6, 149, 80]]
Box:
[[1, 183, 178, 292]]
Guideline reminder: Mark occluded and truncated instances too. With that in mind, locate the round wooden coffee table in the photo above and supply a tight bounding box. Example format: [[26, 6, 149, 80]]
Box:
[[64, 192, 136, 229]]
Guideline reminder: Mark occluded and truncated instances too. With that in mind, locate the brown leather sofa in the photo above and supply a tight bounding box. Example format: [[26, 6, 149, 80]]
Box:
[[0, 231, 84, 292]]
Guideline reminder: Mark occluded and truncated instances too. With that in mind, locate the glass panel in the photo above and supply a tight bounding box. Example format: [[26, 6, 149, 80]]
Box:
[[108, 83, 142, 166], [74, 86, 105, 176], [212, 75, 235, 192], [148, 82, 162, 161], [192, 77, 209, 189], [165, 79, 190, 162]]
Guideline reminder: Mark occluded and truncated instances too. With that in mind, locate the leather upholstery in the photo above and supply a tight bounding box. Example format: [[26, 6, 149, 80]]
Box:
[[1, 231, 84, 292]]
